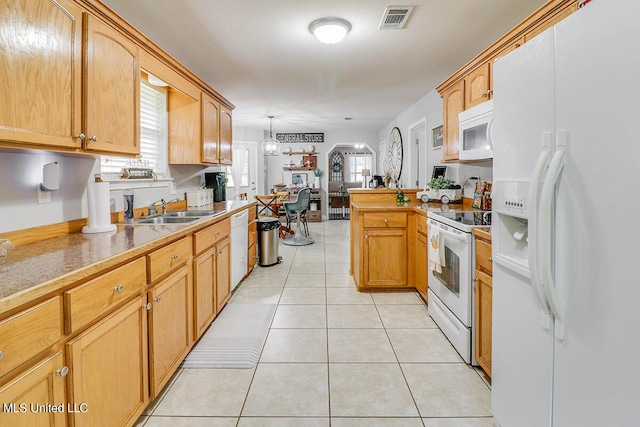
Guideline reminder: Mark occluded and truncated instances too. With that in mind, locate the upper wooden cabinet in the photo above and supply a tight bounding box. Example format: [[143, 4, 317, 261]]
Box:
[[442, 80, 465, 162], [168, 88, 201, 164], [219, 106, 233, 165], [437, 0, 579, 162], [201, 93, 233, 165], [0, 0, 83, 150], [202, 92, 221, 164], [465, 62, 492, 109], [1, 0, 234, 159], [84, 14, 140, 155]]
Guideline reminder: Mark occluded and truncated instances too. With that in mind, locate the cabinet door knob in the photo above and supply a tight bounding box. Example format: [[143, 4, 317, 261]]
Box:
[[384, 219, 388, 223], [365, 235, 369, 239], [75, 134, 85, 140], [0, 351, 3, 362], [171, 254, 179, 260], [489, 257, 493, 263], [144, 303, 152, 310], [113, 284, 124, 293], [89, 135, 98, 142], [56, 366, 69, 377], [154, 297, 162, 303]]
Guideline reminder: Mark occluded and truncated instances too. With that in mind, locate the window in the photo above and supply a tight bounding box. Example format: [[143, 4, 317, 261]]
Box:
[[101, 79, 168, 177], [226, 148, 249, 187], [346, 153, 373, 182]]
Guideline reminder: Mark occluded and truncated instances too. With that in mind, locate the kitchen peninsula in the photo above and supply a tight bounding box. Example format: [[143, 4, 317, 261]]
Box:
[[349, 188, 475, 297]]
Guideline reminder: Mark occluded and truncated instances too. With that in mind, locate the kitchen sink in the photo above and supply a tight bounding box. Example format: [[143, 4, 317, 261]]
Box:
[[121, 209, 225, 225], [164, 210, 225, 217], [135, 216, 200, 224]]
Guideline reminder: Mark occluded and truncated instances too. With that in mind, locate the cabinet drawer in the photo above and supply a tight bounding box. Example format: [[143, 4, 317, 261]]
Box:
[[148, 237, 192, 283], [248, 220, 257, 246], [64, 257, 146, 333], [363, 212, 407, 228], [193, 218, 230, 255], [0, 297, 62, 378], [476, 239, 492, 275]]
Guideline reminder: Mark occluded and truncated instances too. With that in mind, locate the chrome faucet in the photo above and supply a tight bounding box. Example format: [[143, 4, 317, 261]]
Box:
[[148, 199, 166, 215]]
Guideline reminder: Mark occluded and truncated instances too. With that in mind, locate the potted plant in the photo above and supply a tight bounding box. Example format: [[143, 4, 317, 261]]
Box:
[[416, 177, 462, 204], [313, 169, 323, 189]]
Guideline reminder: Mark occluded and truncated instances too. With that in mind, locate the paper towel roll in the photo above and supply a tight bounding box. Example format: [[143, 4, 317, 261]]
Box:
[[82, 182, 117, 234]]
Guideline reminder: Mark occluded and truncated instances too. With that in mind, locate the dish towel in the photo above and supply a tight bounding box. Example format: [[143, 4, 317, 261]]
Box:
[[428, 226, 445, 273]]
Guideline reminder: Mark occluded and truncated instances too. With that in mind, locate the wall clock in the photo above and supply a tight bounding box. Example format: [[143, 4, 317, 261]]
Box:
[[387, 127, 403, 181]]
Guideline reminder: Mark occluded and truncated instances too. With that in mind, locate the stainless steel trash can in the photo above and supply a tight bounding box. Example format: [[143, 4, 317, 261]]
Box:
[[257, 218, 282, 267]]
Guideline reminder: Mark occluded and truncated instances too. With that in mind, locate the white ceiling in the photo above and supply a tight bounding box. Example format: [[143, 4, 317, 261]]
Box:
[[101, 0, 546, 133]]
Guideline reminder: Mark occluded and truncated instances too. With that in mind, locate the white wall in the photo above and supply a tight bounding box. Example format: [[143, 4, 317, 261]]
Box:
[[378, 89, 493, 197], [0, 148, 225, 234]]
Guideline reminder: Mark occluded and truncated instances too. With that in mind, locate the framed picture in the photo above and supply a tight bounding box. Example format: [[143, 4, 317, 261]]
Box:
[[432, 166, 447, 179], [292, 173, 308, 186], [432, 125, 443, 149]]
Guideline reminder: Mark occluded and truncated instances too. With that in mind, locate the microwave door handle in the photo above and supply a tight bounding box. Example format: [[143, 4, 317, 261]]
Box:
[[487, 117, 494, 151]]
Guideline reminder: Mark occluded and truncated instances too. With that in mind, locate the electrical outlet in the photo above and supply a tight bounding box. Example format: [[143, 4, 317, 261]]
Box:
[[37, 187, 51, 204]]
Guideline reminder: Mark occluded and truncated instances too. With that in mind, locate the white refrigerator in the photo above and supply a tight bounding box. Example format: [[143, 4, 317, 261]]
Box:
[[491, 0, 640, 426]]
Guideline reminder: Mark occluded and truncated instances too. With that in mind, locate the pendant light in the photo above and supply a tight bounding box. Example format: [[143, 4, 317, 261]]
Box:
[[261, 116, 281, 156]]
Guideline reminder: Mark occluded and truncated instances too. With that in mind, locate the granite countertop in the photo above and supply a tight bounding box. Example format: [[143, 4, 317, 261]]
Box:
[[0, 200, 255, 313]]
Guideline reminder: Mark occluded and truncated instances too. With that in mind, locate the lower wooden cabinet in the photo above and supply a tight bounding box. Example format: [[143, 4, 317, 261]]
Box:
[[248, 219, 257, 273], [475, 269, 492, 377], [363, 228, 408, 288], [66, 295, 148, 427], [193, 246, 217, 340], [148, 265, 192, 399], [0, 351, 67, 427], [415, 231, 428, 301], [215, 237, 231, 313], [248, 242, 257, 273], [473, 228, 493, 378]]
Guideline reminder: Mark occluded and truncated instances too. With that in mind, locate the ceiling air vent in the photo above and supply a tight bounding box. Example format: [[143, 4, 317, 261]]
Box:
[[379, 6, 414, 30]]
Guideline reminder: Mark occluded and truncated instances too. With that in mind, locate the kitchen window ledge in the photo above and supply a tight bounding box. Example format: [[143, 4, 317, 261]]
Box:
[[104, 177, 173, 191]]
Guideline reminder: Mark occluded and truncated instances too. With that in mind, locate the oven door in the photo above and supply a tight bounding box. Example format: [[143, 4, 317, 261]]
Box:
[[428, 220, 473, 326]]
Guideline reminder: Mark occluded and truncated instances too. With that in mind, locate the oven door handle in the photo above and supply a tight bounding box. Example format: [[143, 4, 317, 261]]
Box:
[[432, 225, 468, 242]]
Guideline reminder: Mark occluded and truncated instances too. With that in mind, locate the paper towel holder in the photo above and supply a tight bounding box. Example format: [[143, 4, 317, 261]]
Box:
[[41, 162, 60, 191]]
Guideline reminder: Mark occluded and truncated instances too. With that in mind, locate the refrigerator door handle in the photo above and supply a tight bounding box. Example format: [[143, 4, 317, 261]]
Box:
[[528, 133, 553, 330], [539, 132, 567, 340]]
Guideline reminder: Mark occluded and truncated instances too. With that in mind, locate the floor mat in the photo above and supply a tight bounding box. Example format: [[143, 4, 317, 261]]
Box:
[[181, 303, 276, 369]]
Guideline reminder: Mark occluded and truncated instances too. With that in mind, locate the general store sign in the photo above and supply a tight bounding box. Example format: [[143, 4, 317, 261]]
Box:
[[275, 133, 324, 143]]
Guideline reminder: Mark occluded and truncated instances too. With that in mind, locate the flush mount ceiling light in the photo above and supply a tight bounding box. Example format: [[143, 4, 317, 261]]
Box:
[[309, 17, 352, 45], [261, 116, 281, 156]]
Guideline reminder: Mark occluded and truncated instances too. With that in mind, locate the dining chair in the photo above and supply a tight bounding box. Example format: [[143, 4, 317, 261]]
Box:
[[282, 187, 314, 246]]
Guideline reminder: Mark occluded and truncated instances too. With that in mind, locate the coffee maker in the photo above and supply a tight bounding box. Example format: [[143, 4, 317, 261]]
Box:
[[204, 172, 226, 202]]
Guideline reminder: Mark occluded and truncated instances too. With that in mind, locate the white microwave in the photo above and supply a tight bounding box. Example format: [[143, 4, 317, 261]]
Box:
[[458, 99, 493, 160]]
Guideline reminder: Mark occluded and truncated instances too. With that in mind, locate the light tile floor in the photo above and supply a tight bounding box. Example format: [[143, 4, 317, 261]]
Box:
[[136, 220, 495, 427]]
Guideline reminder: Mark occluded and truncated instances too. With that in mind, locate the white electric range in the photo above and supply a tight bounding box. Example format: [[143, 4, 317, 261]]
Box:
[[426, 210, 491, 365]]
